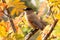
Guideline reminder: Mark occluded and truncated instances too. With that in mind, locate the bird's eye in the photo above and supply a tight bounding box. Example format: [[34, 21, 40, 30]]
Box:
[[24, 8, 33, 11]]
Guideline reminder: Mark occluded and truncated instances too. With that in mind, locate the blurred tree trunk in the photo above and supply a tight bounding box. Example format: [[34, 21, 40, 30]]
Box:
[[2, 0, 17, 33]]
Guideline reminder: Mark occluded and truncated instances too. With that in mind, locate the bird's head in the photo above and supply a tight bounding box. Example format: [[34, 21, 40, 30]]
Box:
[[23, 8, 34, 15]]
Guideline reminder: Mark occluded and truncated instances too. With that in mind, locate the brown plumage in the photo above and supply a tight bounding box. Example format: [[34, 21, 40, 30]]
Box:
[[24, 8, 47, 30]]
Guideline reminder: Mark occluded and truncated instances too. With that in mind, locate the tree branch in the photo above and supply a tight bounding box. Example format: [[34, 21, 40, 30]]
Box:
[[42, 19, 58, 40], [25, 29, 39, 40], [2, 0, 17, 33]]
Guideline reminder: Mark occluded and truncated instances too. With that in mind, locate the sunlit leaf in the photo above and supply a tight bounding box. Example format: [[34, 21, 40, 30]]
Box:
[[6, 0, 27, 16], [11, 8, 16, 15], [54, 13, 60, 20], [36, 35, 42, 40]]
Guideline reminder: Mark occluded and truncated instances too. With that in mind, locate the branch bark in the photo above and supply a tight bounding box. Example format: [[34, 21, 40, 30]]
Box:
[[25, 29, 39, 40]]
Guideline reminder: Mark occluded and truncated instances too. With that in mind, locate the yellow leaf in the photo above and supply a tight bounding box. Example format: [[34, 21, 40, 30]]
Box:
[[13, 0, 20, 3], [36, 35, 42, 40], [43, 15, 53, 24], [16, 5, 27, 9], [0, 21, 7, 37], [7, 0, 27, 16], [16, 10, 19, 15], [13, 2, 25, 5], [11, 8, 16, 15], [19, 9, 24, 12], [54, 13, 60, 20], [51, 6, 59, 14]]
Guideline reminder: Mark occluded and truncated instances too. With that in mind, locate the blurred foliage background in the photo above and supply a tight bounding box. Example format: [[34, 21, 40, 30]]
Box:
[[0, 0, 60, 40]]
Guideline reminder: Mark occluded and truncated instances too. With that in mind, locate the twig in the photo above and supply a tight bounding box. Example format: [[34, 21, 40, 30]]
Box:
[[42, 19, 58, 40], [25, 29, 39, 40]]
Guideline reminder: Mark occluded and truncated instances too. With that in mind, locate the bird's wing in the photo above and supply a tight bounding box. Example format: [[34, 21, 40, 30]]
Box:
[[28, 14, 45, 30]]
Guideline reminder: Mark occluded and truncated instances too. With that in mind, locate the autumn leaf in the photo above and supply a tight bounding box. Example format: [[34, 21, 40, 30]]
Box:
[[54, 13, 60, 20], [0, 20, 7, 37], [5, 0, 27, 16], [0, 7, 4, 17], [0, 2, 7, 10], [10, 8, 16, 15], [36, 35, 42, 40], [0, 12, 3, 17]]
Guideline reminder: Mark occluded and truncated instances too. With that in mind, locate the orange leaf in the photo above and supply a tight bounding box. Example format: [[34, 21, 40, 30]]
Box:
[[36, 35, 42, 40], [0, 7, 4, 17]]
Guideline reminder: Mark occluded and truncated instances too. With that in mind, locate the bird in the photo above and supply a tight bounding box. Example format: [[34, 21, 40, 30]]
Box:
[[23, 8, 47, 30]]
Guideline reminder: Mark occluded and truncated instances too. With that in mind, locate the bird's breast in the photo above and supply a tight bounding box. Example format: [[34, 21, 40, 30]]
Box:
[[24, 12, 36, 29], [24, 12, 31, 26]]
